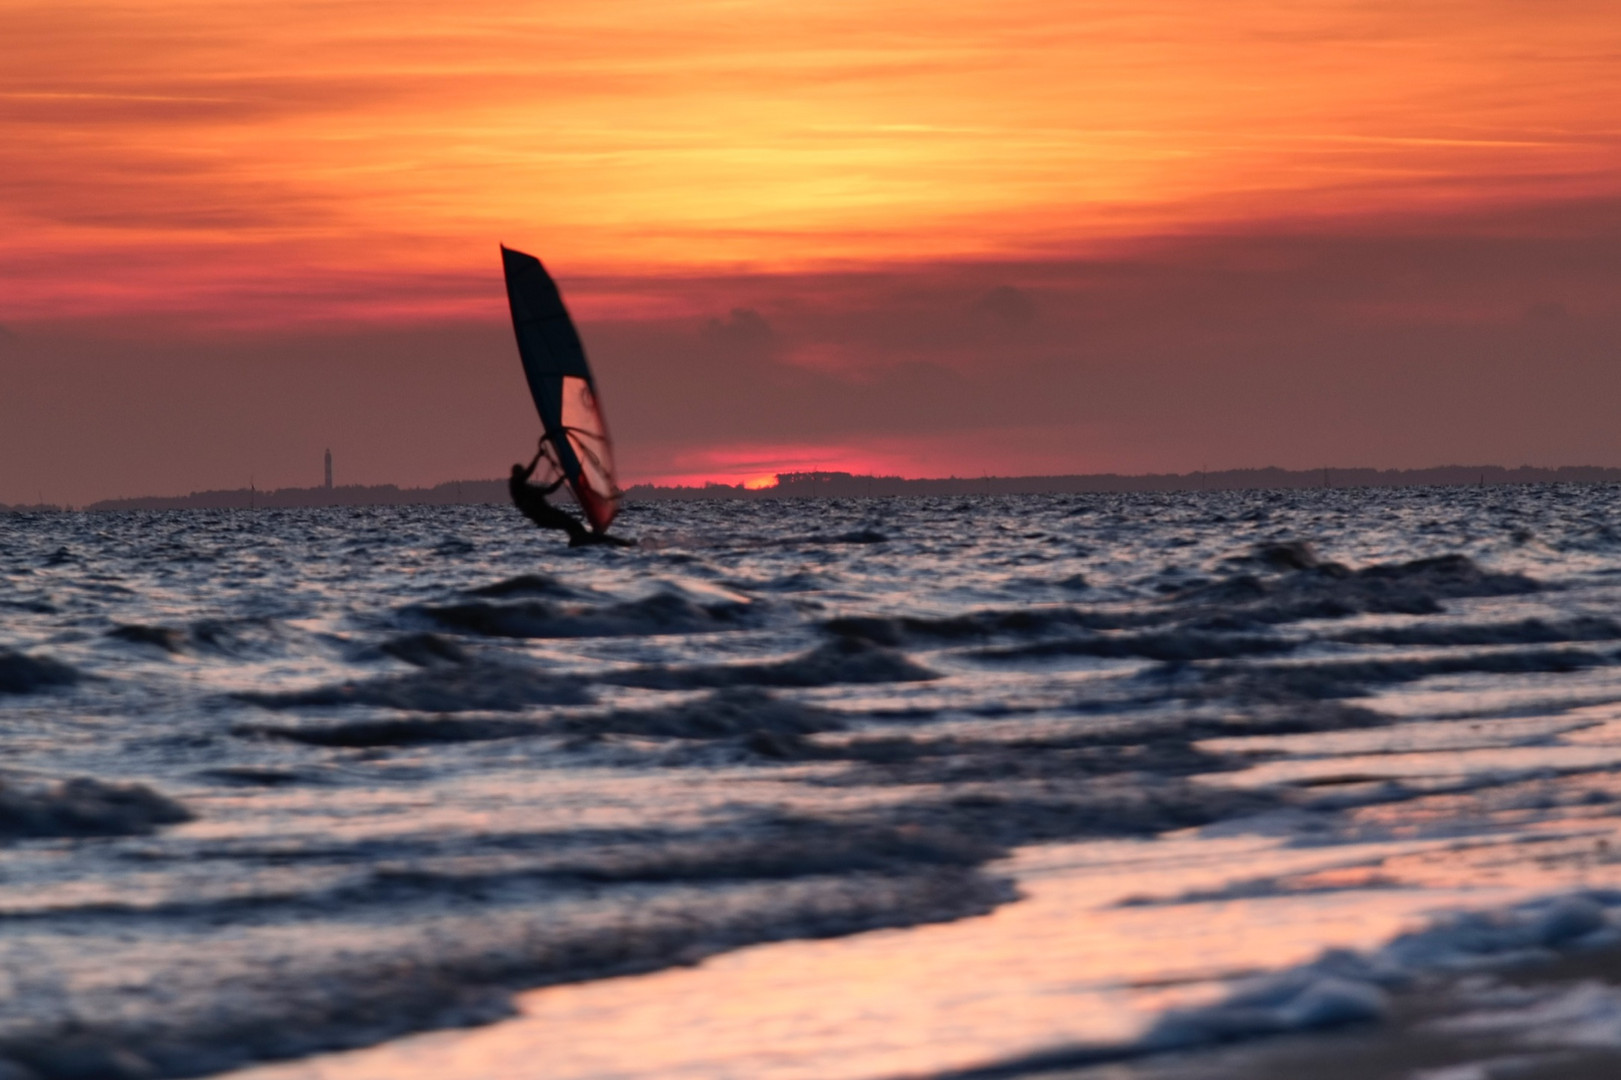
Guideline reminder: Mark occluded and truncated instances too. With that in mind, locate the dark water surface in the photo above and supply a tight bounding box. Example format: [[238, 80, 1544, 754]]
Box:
[[6, 489, 1621, 1079]]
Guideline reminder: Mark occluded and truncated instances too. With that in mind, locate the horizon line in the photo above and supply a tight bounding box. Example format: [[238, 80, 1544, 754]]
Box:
[[13, 462, 1621, 513]]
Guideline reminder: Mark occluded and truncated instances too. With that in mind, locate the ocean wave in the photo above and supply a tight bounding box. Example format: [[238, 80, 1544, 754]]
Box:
[[936, 893, 1621, 1078], [0, 775, 189, 838], [411, 590, 762, 639], [238, 716, 545, 748], [1165, 551, 1541, 624], [606, 636, 939, 689], [0, 869, 1010, 1080], [1331, 615, 1621, 647], [0, 649, 78, 694], [236, 661, 591, 712], [105, 618, 288, 659], [561, 687, 846, 741]]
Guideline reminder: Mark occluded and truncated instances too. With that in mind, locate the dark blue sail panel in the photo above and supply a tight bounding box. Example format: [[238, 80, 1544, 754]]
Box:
[[501, 246, 592, 379], [500, 245, 621, 532]]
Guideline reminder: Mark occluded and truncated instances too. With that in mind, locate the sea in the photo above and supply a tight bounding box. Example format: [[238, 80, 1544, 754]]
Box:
[[6, 487, 1621, 1080]]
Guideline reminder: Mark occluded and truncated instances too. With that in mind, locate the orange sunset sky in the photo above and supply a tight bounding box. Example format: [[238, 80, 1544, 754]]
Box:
[[3, 0, 1620, 504]]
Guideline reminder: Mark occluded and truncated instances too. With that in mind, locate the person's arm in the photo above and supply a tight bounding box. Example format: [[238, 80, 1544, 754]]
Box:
[[518, 441, 546, 482], [532, 438, 567, 493]]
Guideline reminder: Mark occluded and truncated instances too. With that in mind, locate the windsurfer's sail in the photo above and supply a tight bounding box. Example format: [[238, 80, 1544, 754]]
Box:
[[500, 245, 621, 533]]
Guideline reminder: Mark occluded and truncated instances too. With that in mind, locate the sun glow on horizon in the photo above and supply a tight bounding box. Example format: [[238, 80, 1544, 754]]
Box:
[[615, 426, 1128, 490], [623, 442, 918, 490]]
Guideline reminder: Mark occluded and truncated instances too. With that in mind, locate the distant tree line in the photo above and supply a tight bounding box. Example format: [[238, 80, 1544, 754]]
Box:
[[80, 480, 509, 512], [9, 463, 1618, 513], [622, 465, 1621, 501]]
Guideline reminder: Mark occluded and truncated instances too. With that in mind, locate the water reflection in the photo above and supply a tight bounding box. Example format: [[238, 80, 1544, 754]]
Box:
[[230, 817, 1621, 1080]]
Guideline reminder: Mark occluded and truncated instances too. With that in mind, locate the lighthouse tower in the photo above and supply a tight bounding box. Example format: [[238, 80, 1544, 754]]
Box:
[[324, 449, 333, 490]]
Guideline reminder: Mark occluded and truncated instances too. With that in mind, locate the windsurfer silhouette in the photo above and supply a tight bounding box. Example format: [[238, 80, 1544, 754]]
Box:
[[509, 440, 632, 547]]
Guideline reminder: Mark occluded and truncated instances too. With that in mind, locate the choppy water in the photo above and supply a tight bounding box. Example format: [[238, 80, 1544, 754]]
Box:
[[7, 488, 1621, 1079]]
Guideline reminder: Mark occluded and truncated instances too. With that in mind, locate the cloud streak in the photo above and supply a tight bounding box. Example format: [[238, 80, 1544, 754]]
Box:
[[5, 0, 1621, 323]]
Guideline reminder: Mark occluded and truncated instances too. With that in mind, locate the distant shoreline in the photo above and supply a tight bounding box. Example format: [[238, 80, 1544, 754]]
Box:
[[5, 464, 1619, 513]]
